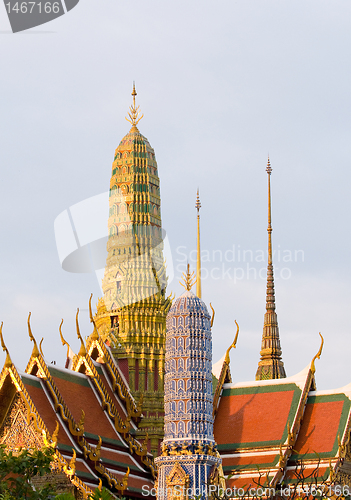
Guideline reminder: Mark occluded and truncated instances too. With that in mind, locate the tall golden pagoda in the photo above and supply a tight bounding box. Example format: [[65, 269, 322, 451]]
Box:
[[95, 84, 172, 455], [255, 158, 286, 380]]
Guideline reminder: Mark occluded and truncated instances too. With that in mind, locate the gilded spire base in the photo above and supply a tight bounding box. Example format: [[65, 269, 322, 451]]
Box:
[[256, 360, 286, 381]]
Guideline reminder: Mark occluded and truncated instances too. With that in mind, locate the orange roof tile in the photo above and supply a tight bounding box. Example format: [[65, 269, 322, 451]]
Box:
[[22, 375, 72, 447], [215, 385, 300, 448], [292, 393, 351, 459], [96, 364, 131, 423], [48, 366, 120, 442]]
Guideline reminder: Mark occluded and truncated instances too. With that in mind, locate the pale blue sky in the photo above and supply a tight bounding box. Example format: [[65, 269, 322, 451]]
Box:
[[1, 0, 351, 390]]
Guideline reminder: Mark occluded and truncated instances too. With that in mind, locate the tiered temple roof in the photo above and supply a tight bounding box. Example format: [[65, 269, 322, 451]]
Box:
[[212, 338, 351, 491], [0, 316, 155, 498]]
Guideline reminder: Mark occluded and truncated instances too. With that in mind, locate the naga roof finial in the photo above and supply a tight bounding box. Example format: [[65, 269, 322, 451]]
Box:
[[28, 312, 39, 358], [196, 189, 202, 298], [89, 293, 99, 340], [76, 308, 87, 357], [180, 263, 196, 291], [225, 320, 240, 364], [125, 82, 143, 128], [59, 319, 71, 359], [209, 303, 215, 328], [39, 338, 45, 358], [311, 332, 324, 374], [0, 322, 12, 368]]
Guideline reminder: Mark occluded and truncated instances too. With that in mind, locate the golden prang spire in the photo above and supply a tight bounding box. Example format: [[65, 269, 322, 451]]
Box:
[[256, 157, 286, 380], [180, 263, 196, 291], [196, 190, 202, 298], [125, 82, 144, 129]]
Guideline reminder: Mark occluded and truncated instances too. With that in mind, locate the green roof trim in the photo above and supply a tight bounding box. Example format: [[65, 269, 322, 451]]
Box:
[[101, 456, 140, 472], [48, 366, 91, 387], [94, 364, 104, 376], [76, 469, 96, 480], [84, 431, 124, 448], [21, 375, 42, 389], [58, 441, 140, 472], [222, 454, 279, 472], [57, 443, 76, 452], [222, 383, 300, 397]]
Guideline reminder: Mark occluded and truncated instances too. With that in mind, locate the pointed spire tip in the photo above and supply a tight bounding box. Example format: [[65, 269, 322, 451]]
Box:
[[196, 190, 202, 298], [126, 82, 143, 127], [179, 263, 196, 291], [266, 156, 272, 175]]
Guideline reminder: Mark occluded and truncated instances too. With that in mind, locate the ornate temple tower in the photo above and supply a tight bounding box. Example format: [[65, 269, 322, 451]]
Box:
[[155, 268, 221, 500], [256, 158, 286, 380], [95, 85, 172, 454]]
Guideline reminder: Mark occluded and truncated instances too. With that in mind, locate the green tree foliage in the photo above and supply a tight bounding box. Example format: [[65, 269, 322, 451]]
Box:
[[55, 485, 117, 500], [0, 444, 55, 500], [0, 444, 124, 500]]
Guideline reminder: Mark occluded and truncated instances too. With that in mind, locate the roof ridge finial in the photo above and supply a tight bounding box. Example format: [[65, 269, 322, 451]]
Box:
[[225, 320, 240, 364], [311, 332, 324, 374], [39, 338, 45, 358], [180, 263, 196, 291], [196, 189, 202, 298], [256, 157, 286, 380], [59, 319, 71, 359], [0, 322, 12, 368], [89, 293, 99, 340], [209, 303, 215, 328], [125, 82, 144, 129], [76, 308, 87, 357], [28, 312, 39, 358]]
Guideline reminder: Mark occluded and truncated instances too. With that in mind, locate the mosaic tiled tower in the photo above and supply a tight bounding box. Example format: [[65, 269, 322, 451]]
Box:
[[95, 85, 171, 454], [155, 270, 221, 500], [256, 158, 286, 380]]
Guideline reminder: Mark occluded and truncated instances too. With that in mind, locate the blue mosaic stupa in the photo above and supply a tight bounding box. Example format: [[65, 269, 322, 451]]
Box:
[[155, 268, 221, 500]]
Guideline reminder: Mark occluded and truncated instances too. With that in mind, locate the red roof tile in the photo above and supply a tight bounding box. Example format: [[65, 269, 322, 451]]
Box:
[[49, 369, 119, 442], [215, 390, 296, 446], [23, 379, 72, 447], [293, 400, 344, 456]]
